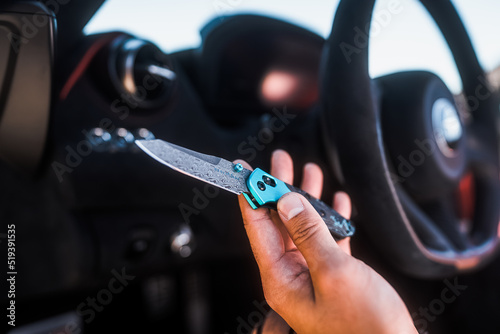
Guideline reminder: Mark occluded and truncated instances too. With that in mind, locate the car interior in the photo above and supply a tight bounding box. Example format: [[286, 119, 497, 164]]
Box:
[[1, 0, 500, 333]]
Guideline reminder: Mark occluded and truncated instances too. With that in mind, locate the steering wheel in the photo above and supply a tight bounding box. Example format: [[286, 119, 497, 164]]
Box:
[[320, 0, 500, 278]]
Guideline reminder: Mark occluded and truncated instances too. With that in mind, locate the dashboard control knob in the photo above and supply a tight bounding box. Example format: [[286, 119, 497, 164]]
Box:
[[113, 128, 135, 151], [135, 128, 155, 141], [88, 128, 112, 152], [170, 225, 194, 258]]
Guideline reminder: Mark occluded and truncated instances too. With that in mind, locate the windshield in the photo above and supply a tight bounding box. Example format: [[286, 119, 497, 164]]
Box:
[[85, 0, 500, 93]]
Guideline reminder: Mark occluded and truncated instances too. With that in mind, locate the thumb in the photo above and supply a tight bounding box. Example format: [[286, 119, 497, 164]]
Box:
[[277, 192, 343, 276]]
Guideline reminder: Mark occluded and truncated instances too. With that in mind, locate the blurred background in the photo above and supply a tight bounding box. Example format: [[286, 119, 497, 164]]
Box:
[[2, 1, 500, 333], [85, 0, 500, 93]]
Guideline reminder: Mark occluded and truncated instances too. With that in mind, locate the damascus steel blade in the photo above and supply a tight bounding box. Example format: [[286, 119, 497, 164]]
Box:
[[135, 139, 251, 195]]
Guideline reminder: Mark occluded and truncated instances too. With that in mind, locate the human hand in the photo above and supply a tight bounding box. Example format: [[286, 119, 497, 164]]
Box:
[[236, 150, 417, 334]]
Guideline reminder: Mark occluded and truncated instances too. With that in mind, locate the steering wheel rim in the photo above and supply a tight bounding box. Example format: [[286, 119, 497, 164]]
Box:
[[320, 0, 500, 278]]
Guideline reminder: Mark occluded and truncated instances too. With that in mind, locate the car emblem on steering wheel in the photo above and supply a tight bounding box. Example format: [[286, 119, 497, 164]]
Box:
[[432, 98, 463, 157]]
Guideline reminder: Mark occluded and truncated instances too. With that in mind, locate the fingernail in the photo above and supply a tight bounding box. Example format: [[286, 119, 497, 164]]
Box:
[[334, 191, 347, 202], [278, 193, 304, 221], [304, 162, 316, 170], [272, 149, 287, 160]]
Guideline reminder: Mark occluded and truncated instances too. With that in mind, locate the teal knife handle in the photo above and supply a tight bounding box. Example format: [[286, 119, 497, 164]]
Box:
[[245, 168, 355, 240]]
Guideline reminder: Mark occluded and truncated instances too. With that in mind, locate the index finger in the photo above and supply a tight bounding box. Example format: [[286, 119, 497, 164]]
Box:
[[235, 160, 285, 273]]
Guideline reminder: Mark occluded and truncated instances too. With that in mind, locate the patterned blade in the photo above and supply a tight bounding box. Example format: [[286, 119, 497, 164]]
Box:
[[135, 139, 251, 195]]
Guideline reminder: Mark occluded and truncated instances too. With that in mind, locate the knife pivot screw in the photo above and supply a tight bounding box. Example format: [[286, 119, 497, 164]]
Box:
[[262, 175, 276, 187], [257, 181, 266, 191], [233, 163, 244, 173]]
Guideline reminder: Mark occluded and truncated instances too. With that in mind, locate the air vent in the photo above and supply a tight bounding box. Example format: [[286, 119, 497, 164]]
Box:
[[107, 36, 176, 110]]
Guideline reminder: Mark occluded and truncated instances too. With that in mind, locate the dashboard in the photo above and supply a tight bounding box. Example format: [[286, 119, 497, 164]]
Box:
[[2, 1, 500, 333], [45, 14, 330, 293]]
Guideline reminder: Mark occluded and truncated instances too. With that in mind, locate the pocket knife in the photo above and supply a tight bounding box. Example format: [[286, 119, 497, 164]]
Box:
[[135, 139, 355, 240]]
